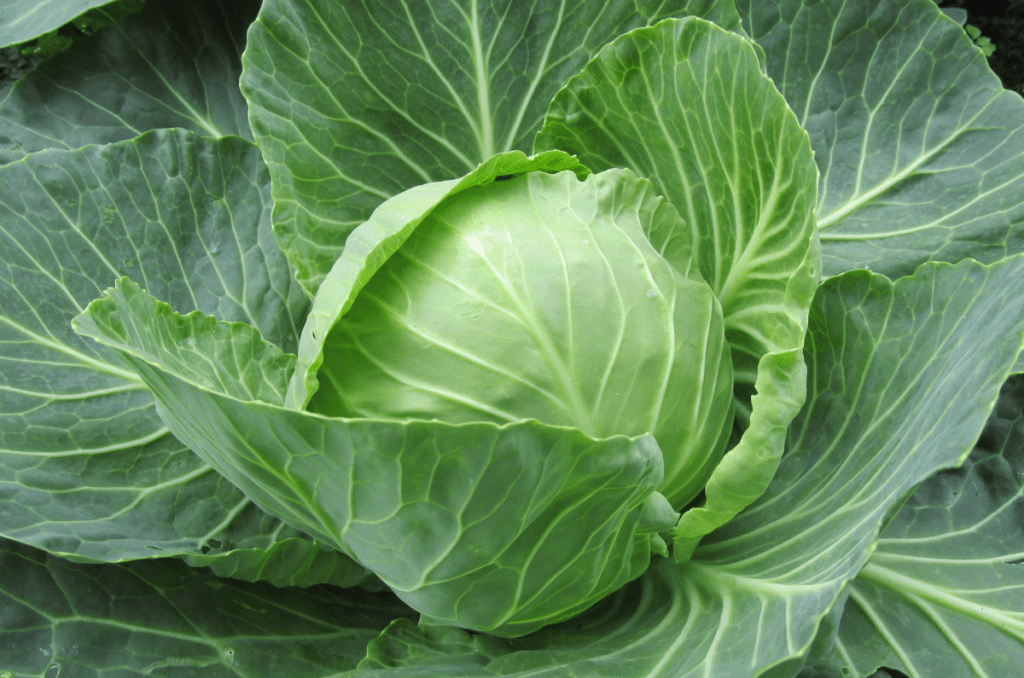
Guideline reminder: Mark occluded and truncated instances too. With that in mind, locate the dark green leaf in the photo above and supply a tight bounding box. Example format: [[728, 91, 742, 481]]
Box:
[[0, 536, 413, 677], [834, 374, 1024, 677], [740, 0, 1024, 278], [338, 256, 1024, 676], [0, 130, 312, 572], [0, 0, 258, 165]]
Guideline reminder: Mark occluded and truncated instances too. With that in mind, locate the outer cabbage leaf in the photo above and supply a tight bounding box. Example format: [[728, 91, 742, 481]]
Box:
[[0, 129, 361, 586], [0, 0, 117, 48], [356, 256, 1024, 677], [0, 0, 258, 165], [240, 0, 747, 296], [0, 536, 414, 678], [2, 0, 142, 60], [829, 374, 1024, 677], [739, 0, 1024, 279], [74, 276, 677, 638], [534, 17, 819, 556]]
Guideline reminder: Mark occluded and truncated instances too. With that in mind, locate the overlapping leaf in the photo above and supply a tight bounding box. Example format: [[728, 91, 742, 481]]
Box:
[[240, 0, 733, 295], [0, 537, 413, 678], [536, 17, 819, 372], [74, 277, 676, 637], [739, 0, 1024, 278], [829, 374, 1024, 678], [534, 16, 819, 553], [287, 150, 587, 409], [0, 0, 258, 165], [355, 257, 1024, 676], [0, 129, 326, 577], [0, 0, 117, 48]]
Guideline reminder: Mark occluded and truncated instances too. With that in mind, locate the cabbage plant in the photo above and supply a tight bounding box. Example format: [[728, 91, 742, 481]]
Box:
[[1, 0, 1023, 676]]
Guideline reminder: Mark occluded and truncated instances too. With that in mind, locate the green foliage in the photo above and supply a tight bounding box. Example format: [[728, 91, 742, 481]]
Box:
[[6, 0, 144, 56], [1, 0, 1023, 676]]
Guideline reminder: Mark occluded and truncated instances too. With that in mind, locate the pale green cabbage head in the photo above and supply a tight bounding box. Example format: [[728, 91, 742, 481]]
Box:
[[301, 167, 734, 510]]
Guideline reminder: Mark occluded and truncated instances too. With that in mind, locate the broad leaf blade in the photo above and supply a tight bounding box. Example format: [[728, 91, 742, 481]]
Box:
[[740, 0, 1024, 278], [0, 130, 310, 567], [833, 374, 1024, 678], [0, 536, 413, 677], [691, 257, 1024, 674], [183, 537, 373, 590], [534, 16, 819, 551], [0, 0, 258, 165], [358, 257, 1024, 676], [536, 16, 819, 372], [0, 0, 116, 48], [75, 278, 674, 637], [240, 0, 725, 296]]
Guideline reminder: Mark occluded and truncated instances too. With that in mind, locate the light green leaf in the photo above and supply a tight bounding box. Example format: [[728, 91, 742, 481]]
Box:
[[832, 374, 1024, 678], [0, 0, 258, 165], [356, 256, 1024, 676], [240, 0, 729, 296], [5, 0, 143, 60], [536, 16, 819, 375], [0, 129, 311, 569], [294, 157, 733, 509], [78, 276, 296, 407], [0, 0, 116, 48], [75, 277, 674, 637], [672, 347, 805, 560], [534, 16, 819, 550], [0, 536, 413, 677], [739, 0, 1024, 278]]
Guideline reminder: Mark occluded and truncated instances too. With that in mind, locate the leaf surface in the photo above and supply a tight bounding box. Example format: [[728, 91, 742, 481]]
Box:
[[0, 0, 115, 48], [288, 150, 587, 409], [831, 374, 1024, 678], [240, 0, 726, 295], [534, 16, 819, 550], [0, 130, 316, 574], [0, 536, 412, 678], [359, 257, 1024, 676], [75, 278, 676, 637], [0, 0, 258, 165], [740, 0, 1024, 278]]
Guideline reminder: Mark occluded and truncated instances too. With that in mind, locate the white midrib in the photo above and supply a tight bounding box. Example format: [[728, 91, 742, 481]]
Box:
[[470, 0, 494, 160], [861, 558, 1024, 636]]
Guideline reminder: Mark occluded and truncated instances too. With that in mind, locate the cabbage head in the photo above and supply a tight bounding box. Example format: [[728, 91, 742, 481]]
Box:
[[294, 165, 734, 510], [71, 20, 819, 638]]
